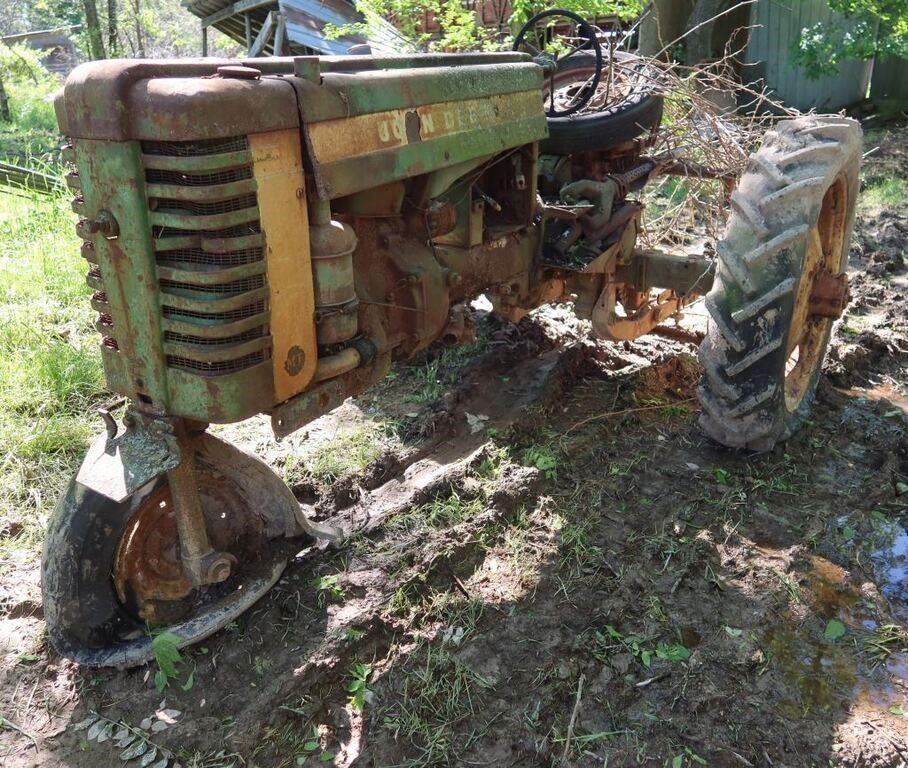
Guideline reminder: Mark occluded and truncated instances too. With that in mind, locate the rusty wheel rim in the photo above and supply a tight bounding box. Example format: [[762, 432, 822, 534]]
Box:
[[784, 173, 848, 412], [544, 63, 635, 116], [114, 469, 267, 623]]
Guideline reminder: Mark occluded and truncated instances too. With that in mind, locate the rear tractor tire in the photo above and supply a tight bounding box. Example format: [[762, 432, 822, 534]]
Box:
[[697, 116, 862, 450]]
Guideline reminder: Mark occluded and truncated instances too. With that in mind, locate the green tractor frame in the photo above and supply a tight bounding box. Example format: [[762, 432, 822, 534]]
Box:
[[43, 11, 861, 666]]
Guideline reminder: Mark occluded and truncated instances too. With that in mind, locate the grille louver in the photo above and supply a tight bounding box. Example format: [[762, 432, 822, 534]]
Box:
[[141, 136, 271, 376]]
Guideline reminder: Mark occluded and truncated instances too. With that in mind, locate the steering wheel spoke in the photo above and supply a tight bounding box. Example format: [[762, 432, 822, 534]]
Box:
[[513, 8, 603, 117]]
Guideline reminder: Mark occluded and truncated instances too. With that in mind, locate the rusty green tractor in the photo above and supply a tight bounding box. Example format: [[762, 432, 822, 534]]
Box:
[[44, 11, 861, 666]]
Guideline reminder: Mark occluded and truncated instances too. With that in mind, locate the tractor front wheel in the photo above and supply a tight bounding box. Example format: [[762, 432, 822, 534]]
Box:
[[697, 116, 862, 450], [42, 433, 301, 667]]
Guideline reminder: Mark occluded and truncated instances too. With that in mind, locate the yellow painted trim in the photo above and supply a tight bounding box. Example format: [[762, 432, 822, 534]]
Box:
[[307, 90, 542, 164], [249, 130, 317, 401]]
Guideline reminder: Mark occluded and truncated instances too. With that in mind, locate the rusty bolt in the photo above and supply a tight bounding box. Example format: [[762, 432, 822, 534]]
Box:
[[201, 551, 236, 584], [77, 210, 119, 239], [498, 283, 512, 295]]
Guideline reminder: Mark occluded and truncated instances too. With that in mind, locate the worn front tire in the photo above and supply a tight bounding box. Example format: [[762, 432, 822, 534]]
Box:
[[42, 433, 301, 667], [697, 116, 862, 450]]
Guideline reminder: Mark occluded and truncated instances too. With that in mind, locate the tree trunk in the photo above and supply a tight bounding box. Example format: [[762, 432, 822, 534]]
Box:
[[133, 0, 145, 58], [0, 75, 12, 123], [638, 0, 694, 60], [83, 0, 107, 59], [107, 0, 118, 56], [685, 0, 730, 64]]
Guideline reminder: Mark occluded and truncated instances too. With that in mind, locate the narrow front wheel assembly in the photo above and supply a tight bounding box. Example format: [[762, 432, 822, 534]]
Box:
[[42, 433, 307, 667]]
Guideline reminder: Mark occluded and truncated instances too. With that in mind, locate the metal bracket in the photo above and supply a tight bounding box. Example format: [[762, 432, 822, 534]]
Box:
[[809, 270, 850, 318], [76, 415, 181, 502]]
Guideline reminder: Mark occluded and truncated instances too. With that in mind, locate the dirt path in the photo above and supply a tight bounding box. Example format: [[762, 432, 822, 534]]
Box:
[[1, 128, 906, 768]]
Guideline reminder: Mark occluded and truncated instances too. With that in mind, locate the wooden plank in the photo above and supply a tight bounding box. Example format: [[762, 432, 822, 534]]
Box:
[[201, 0, 274, 29], [248, 130, 317, 401], [249, 10, 275, 56]]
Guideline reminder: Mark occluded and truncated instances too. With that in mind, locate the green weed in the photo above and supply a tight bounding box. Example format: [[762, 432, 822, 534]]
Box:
[[593, 625, 690, 671], [861, 176, 906, 209], [312, 574, 345, 606], [391, 490, 484, 532], [863, 623, 908, 669], [381, 644, 494, 766], [290, 421, 399, 483], [347, 661, 373, 712], [522, 443, 560, 479]]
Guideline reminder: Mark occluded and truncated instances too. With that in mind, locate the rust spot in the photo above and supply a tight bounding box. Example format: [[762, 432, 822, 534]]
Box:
[[405, 110, 421, 143], [809, 269, 850, 319]]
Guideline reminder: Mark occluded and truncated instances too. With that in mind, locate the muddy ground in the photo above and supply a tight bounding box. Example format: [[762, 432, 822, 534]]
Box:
[[1, 126, 906, 768]]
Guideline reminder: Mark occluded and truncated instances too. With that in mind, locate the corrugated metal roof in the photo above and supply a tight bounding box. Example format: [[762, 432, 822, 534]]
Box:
[[183, 0, 402, 56]]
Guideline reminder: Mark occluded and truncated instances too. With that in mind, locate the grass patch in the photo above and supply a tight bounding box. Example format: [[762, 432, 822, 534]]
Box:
[[381, 643, 494, 767], [390, 490, 485, 533], [861, 176, 907, 209], [284, 419, 401, 484], [0, 189, 103, 581]]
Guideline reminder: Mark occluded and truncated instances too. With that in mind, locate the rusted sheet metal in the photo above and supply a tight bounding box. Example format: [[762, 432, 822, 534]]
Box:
[[182, 0, 395, 56], [75, 139, 171, 407], [809, 269, 850, 319], [297, 61, 543, 122], [76, 424, 181, 501], [279, 0, 395, 54], [308, 91, 543, 164], [270, 352, 391, 438], [297, 65, 547, 199], [61, 59, 299, 141]]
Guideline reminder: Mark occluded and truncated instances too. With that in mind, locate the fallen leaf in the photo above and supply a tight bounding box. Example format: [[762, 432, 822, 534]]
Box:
[[823, 619, 846, 642], [155, 709, 181, 724]]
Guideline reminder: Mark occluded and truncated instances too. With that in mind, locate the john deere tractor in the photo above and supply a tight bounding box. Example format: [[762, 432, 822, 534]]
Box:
[[44, 11, 860, 665]]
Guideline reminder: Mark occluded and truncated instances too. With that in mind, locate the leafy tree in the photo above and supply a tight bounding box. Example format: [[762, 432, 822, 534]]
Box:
[[508, 0, 644, 32], [326, 0, 644, 53], [793, 0, 908, 78], [0, 43, 59, 132]]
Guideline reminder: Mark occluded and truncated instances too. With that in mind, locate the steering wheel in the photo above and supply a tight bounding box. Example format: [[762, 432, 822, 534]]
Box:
[[513, 9, 603, 117]]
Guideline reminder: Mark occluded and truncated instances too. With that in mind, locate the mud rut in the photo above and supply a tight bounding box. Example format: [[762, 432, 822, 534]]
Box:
[[2, 132, 907, 768]]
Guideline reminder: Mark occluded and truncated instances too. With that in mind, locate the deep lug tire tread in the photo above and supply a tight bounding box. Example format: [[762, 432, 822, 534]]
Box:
[[697, 116, 862, 450]]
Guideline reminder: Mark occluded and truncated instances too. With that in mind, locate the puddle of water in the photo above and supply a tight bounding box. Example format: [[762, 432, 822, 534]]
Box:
[[766, 621, 857, 718], [866, 519, 908, 625], [765, 555, 906, 718], [840, 382, 908, 413]]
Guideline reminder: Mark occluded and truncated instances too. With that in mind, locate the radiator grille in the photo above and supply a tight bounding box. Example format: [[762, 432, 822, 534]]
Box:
[[162, 301, 266, 323], [159, 275, 265, 296], [164, 327, 266, 347], [167, 350, 267, 375], [145, 166, 253, 187], [143, 135, 270, 377], [157, 247, 262, 269], [152, 223, 262, 240], [142, 137, 249, 156], [152, 193, 258, 217]]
